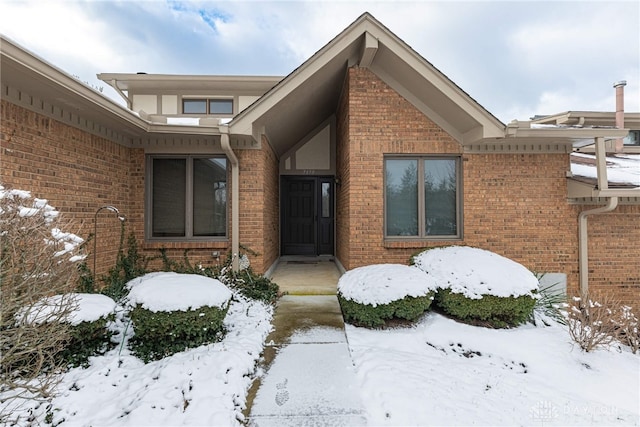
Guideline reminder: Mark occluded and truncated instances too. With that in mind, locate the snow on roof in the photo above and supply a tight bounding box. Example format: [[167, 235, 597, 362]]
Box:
[[571, 153, 640, 186], [413, 246, 539, 299], [166, 117, 201, 126], [126, 272, 232, 312], [337, 264, 437, 306]]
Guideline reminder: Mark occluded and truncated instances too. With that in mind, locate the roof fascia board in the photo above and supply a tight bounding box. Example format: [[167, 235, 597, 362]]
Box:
[[367, 27, 505, 141], [534, 111, 640, 127], [359, 31, 378, 67], [506, 124, 628, 140], [1, 36, 148, 131], [229, 15, 375, 136], [230, 12, 506, 142]]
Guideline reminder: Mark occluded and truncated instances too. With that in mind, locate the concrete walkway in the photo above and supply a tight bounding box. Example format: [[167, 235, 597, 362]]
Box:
[[246, 258, 366, 426]]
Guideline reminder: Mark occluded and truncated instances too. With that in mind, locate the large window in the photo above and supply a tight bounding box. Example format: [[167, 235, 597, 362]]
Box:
[[182, 98, 233, 115], [385, 156, 461, 239], [149, 156, 227, 240]]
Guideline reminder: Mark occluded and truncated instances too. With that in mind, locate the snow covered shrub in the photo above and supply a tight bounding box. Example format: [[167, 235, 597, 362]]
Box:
[[0, 186, 86, 424], [434, 289, 536, 328], [566, 293, 622, 352], [337, 264, 437, 328], [57, 294, 117, 367], [413, 246, 538, 328], [126, 273, 232, 362]]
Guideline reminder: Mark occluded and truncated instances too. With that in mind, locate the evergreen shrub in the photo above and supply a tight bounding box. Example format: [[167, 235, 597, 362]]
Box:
[[434, 288, 536, 328], [128, 304, 229, 362], [338, 293, 434, 328], [60, 315, 115, 367]]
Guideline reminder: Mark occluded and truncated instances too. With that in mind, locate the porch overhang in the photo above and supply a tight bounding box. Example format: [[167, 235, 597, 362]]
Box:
[[228, 13, 506, 158]]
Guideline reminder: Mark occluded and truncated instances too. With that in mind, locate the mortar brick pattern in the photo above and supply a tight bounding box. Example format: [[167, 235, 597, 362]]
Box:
[[2, 71, 637, 310], [336, 67, 638, 310], [1, 100, 131, 276]]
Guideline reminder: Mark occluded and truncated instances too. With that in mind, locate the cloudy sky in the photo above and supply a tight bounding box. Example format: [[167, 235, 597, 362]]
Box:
[[1, 1, 638, 123]]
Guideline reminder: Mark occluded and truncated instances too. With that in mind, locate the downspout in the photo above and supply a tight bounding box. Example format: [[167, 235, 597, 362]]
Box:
[[577, 136, 618, 297], [220, 126, 240, 271], [578, 197, 618, 298]]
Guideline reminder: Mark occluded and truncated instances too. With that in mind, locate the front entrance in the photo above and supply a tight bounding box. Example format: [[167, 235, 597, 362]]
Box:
[[281, 176, 334, 256]]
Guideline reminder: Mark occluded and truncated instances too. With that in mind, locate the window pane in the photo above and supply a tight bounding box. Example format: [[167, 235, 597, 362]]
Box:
[[623, 130, 640, 146], [152, 159, 186, 237], [385, 159, 418, 236], [193, 158, 227, 236], [183, 99, 207, 114], [321, 182, 330, 218], [209, 99, 233, 114], [424, 159, 457, 236]]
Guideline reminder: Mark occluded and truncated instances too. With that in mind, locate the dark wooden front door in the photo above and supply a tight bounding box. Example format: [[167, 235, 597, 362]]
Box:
[[281, 176, 334, 256]]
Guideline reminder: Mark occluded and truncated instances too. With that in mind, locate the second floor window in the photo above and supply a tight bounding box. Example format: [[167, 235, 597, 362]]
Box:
[[182, 98, 233, 115]]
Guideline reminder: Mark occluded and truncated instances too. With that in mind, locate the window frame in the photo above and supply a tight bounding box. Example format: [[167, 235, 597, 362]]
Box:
[[145, 155, 228, 242], [181, 97, 234, 116], [384, 154, 463, 241]]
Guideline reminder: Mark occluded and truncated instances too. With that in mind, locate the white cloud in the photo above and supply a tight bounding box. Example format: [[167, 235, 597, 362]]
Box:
[[1, 1, 637, 123]]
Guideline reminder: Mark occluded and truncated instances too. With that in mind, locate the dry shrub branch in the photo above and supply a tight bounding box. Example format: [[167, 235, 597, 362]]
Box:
[[566, 291, 640, 353], [0, 188, 84, 424]]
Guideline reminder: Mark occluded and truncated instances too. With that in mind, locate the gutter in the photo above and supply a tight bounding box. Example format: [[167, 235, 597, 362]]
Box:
[[577, 136, 619, 297], [220, 126, 240, 271]]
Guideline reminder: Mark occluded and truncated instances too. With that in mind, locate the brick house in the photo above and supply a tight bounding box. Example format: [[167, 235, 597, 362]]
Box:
[[1, 13, 638, 309]]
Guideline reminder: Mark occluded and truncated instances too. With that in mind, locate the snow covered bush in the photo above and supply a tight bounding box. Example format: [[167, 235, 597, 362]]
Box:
[[413, 246, 538, 328], [337, 264, 437, 327], [0, 186, 86, 424], [126, 273, 232, 362], [58, 294, 117, 367]]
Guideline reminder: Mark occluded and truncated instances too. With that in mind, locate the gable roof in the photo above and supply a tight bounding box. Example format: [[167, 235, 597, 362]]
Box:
[[228, 12, 506, 156]]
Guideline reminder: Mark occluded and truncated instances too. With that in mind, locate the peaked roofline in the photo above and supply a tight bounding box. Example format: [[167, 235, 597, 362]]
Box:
[[229, 12, 506, 145]]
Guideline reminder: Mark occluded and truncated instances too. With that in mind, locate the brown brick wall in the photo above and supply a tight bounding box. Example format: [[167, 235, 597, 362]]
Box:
[[584, 205, 640, 311], [236, 138, 279, 273], [336, 70, 351, 266], [1, 100, 132, 277], [336, 67, 640, 308]]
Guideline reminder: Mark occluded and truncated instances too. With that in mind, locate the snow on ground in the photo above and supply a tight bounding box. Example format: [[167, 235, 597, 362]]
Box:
[[413, 246, 539, 298], [346, 313, 639, 426], [3, 208, 638, 427], [6, 274, 273, 427], [342, 254, 638, 426]]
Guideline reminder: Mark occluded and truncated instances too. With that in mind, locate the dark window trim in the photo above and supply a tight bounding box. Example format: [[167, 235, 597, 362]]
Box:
[[145, 155, 228, 242], [383, 154, 463, 241]]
